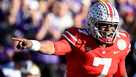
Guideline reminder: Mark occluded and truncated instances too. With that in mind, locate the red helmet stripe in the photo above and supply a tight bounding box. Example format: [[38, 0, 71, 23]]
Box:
[[106, 3, 113, 18]]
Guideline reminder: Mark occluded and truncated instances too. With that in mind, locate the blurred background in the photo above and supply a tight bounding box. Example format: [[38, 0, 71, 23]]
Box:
[[0, 0, 136, 77]]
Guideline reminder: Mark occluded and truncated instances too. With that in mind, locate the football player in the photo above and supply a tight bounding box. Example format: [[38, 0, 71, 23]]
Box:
[[12, 0, 130, 77]]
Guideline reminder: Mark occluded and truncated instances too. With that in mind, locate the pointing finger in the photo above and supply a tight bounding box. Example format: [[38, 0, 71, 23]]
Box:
[[12, 37, 24, 42]]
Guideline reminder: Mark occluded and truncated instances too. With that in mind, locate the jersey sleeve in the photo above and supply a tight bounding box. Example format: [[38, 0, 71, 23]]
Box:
[[121, 31, 131, 56], [114, 31, 131, 77], [54, 27, 79, 55], [61, 27, 79, 46], [54, 38, 72, 55]]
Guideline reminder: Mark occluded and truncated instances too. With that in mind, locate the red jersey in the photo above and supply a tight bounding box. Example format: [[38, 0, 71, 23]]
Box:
[[53, 27, 131, 77]]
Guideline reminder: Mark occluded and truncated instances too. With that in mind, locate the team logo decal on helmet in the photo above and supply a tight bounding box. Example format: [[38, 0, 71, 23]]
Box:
[[87, 1, 120, 44]]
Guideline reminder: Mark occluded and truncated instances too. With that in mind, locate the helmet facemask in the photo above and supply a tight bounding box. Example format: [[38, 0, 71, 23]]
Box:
[[94, 21, 119, 44], [87, 1, 120, 44], [88, 21, 119, 44]]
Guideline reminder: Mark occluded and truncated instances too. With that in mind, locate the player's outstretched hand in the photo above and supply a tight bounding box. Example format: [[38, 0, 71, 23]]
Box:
[[12, 37, 32, 49]]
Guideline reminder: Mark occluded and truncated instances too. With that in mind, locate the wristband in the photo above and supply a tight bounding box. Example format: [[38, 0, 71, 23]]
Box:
[[30, 40, 41, 51]]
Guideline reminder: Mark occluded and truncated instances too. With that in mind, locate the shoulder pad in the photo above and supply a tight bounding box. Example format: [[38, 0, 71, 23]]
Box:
[[78, 28, 90, 35], [118, 31, 129, 38], [116, 29, 129, 38], [62, 27, 78, 45]]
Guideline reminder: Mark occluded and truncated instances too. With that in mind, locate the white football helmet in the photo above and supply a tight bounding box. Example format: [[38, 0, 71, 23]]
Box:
[[87, 1, 120, 44]]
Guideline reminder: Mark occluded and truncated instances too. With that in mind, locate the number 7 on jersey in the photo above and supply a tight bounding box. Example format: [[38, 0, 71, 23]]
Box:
[[93, 57, 112, 77]]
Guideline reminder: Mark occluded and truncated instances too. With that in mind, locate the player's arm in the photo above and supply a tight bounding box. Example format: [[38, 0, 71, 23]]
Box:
[[114, 57, 128, 77], [114, 31, 131, 77], [12, 37, 72, 55]]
